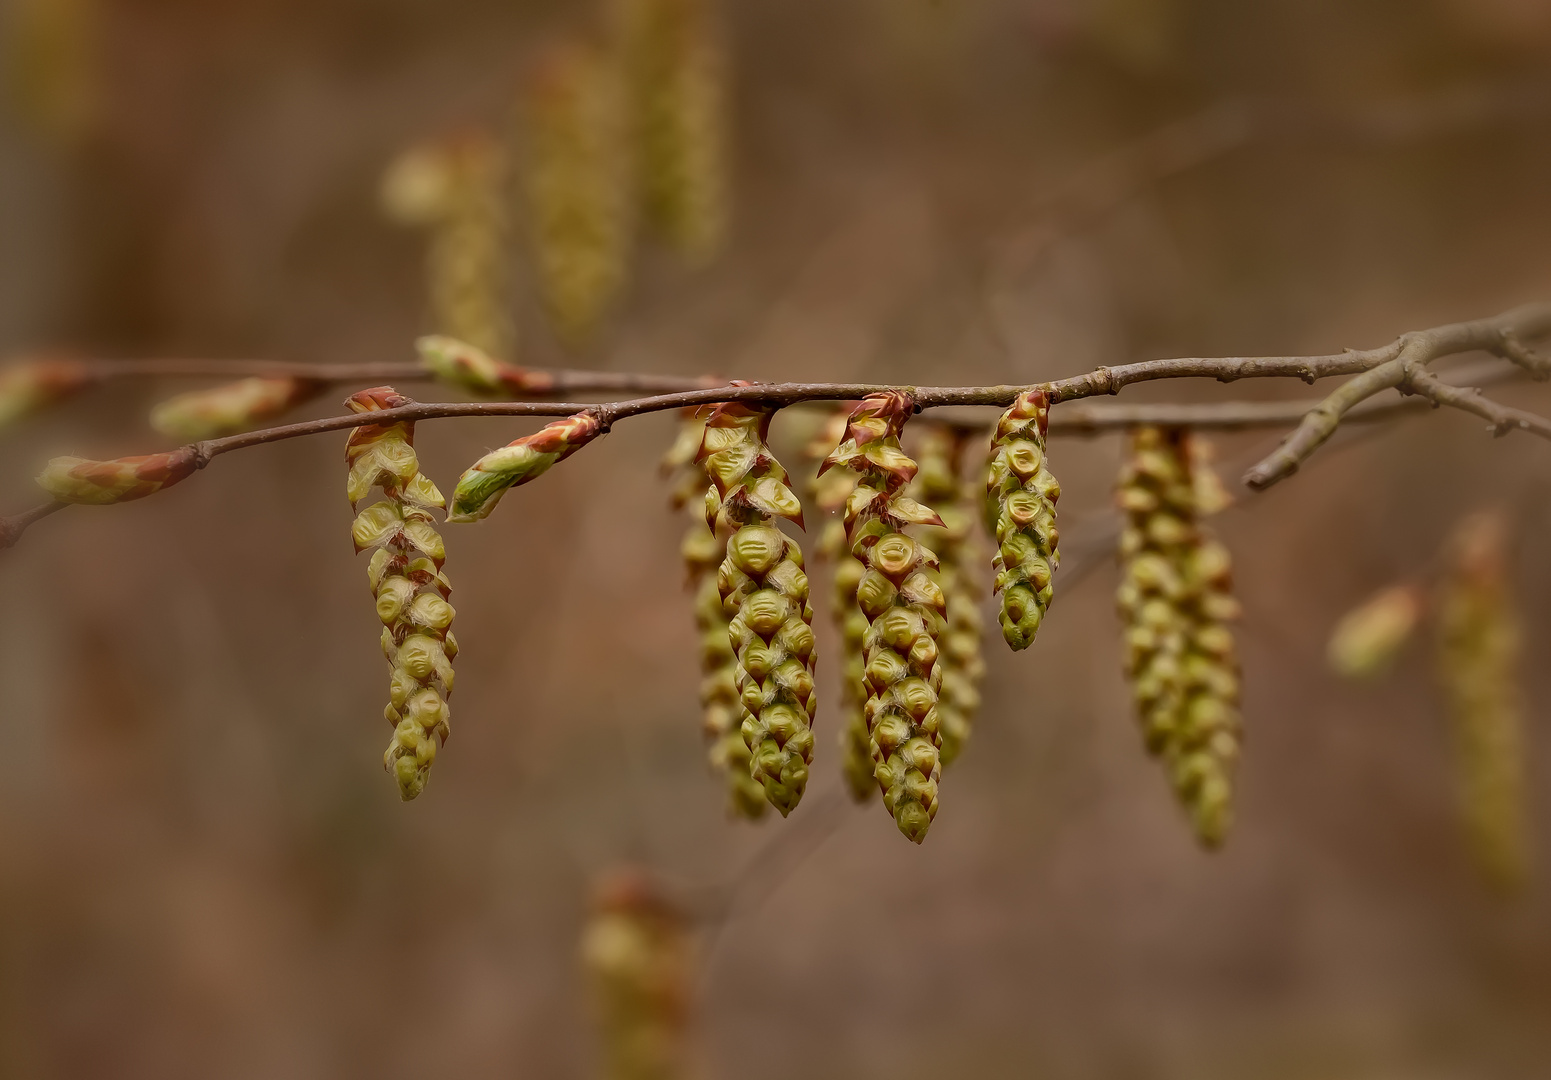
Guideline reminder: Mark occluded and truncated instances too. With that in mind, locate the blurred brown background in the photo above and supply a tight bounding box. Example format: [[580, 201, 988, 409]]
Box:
[[3, 0, 1551, 1077]]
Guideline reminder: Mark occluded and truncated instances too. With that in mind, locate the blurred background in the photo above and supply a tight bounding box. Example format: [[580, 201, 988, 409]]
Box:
[[3, 0, 1551, 1077]]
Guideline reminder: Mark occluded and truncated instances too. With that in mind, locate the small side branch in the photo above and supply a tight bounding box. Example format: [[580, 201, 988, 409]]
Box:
[[1400, 369, 1551, 440]]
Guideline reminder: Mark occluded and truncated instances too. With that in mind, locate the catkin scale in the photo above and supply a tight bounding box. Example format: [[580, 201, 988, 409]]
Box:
[[699, 402, 815, 816], [345, 387, 455, 801], [808, 408, 874, 802], [1115, 426, 1241, 847], [1437, 511, 1530, 891], [823, 392, 946, 842], [984, 390, 1061, 651], [661, 410, 766, 819], [912, 422, 985, 767]]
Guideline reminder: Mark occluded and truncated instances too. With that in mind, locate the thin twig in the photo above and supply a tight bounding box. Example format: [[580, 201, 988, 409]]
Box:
[[5, 305, 1551, 550]]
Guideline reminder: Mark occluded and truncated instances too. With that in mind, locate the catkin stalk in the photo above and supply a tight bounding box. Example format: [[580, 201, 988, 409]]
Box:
[[700, 402, 816, 815], [1115, 426, 1241, 847], [1437, 511, 1530, 892], [345, 387, 456, 801], [822, 391, 946, 843]]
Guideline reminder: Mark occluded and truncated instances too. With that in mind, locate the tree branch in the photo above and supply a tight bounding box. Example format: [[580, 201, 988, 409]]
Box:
[[5, 305, 1551, 551]]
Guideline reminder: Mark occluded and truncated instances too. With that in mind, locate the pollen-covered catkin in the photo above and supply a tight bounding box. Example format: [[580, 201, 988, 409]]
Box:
[[1115, 426, 1242, 847], [581, 870, 692, 1080], [700, 403, 816, 816], [823, 392, 947, 843], [345, 387, 455, 802], [150, 376, 322, 439], [984, 390, 1060, 651], [807, 408, 873, 802], [913, 423, 985, 767], [661, 411, 765, 819], [522, 39, 633, 348], [1437, 511, 1530, 891], [381, 133, 515, 363], [614, 0, 728, 262]]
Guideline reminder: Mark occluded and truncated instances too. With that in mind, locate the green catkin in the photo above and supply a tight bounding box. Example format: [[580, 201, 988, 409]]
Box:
[[699, 403, 816, 816], [1437, 511, 1530, 892], [614, 0, 728, 262], [345, 387, 456, 802], [807, 407, 874, 802], [581, 870, 692, 1080], [823, 392, 947, 843], [522, 39, 633, 348], [984, 389, 1061, 650], [912, 423, 985, 767], [661, 411, 765, 819], [1115, 426, 1241, 847], [381, 133, 515, 363]]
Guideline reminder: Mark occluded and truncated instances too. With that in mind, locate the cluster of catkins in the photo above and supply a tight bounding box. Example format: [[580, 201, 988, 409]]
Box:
[[1115, 425, 1241, 847], [344, 388, 457, 801], [581, 870, 692, 1080]]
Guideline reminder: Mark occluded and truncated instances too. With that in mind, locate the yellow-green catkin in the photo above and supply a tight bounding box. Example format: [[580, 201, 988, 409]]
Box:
[[700, 403, 816, 815], [661, 410, 765, 819], [581, 869, 692, 1080], [807, 407, 874, 802], [1328, 583, 1424, 680], [345, 387, 456, 802], [1437, 511, 1530, 892], [150, 376, 323, 439], [1116, 426, 1242, 847], [614, 0, 728, 262], [984, 389, 1061, 651], [522, 39, 633, 349], [913, 422, 984, 767], [380, 132, 515, 362], [822, 392, 947, 843], [38, 446, 201, 504]]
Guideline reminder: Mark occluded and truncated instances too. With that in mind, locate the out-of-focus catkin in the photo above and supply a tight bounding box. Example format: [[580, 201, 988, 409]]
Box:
[[581, 870, 692, 1080], [984, 390, 1060, 651], [661, 411, 765, 819], [1328, 583, 1424, 680], [521, 39, 633, 348], [614, 0, 728, 262], [822, 392, 947, 843], [807, 407, 874, 802], [1437, 511, 1530, 892], [700, 403, 815, 816], [0, 356, 93, 431], [913, 422, 984, 767], [1115, 426, 1241, 848], [381, 133, 515, 363], [150, 376, 322, 439], [345, 387, 455, 802]]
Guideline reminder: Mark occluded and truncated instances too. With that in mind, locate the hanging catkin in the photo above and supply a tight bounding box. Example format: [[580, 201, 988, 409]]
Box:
[[913, 422, 985, 767], [614, 0, 728, 262], [345, 388, 455, 801], [381, 133, 515, 363], [807, 406, 874, 802], [521, 39, 633, 348], [984, 390, 1061, 651], [700, 403, 815, 815], [661, 410, 765, 819], [822, 392, 947, 842], [1437, 511, 1530, 891], [1116, 426, 1241, 847], [581, 869, 692, 1080]]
